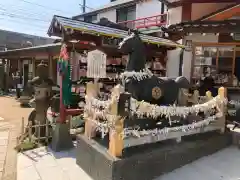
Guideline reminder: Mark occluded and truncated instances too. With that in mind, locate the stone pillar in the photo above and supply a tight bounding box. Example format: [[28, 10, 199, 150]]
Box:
[[166, 48, 181, 77], [182, 50, 193, 82]]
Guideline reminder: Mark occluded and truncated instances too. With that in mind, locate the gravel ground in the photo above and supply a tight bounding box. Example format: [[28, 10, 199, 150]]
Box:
[[0, 96, 33, 180]]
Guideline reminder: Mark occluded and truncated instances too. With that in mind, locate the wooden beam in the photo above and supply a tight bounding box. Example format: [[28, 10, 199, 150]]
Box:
[[180, 25, 240, 33], [204, 5, 240, 21], [182, 2, 192, 21]]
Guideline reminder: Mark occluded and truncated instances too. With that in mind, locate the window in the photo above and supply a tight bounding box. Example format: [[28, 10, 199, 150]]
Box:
[[117, 6, 136, 22], [84, 14, 98, 22], [161, 3, 168, 22], [116, 5, 136, 28]]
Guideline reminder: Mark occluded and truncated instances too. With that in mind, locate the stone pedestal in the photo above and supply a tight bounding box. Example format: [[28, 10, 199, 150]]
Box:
[[76, 132, 231, 180], [51, 123, 73, 152], [232, 128, 240, 148]]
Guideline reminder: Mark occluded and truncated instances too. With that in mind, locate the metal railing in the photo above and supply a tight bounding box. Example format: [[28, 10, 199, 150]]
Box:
[[117, 13, 168, 29]]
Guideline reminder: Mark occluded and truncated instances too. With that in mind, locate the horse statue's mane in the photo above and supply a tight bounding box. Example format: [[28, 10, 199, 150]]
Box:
[[119, 30, 146, 72]]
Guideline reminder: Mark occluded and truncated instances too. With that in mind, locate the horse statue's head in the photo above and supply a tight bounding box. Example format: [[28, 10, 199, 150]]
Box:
[[118, 30, 146, 72]]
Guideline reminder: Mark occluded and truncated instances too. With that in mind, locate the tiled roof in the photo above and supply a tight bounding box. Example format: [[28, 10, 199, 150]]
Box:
[[166, 19, 240, 34], [0, 43, 61, 53], [48, 16, 184, 48], [0, 43, 61, 58]]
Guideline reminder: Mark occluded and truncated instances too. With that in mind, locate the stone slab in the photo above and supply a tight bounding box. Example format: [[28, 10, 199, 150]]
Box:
[[76, 132, 232, 180]]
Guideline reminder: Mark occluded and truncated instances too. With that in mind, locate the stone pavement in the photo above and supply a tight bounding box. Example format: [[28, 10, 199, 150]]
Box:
[[17, 146, 240, 180], [17, 146, 92, 180], [0, 117, 10, 180]]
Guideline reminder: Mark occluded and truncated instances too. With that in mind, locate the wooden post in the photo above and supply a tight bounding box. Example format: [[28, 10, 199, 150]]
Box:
[[192, 90, 199, 104], [217, 87, 227, 134], [108, 93, 124, 157], [204, 91, 213, 116], [206, 91, 212, 101], [28, 121, 32, 143], [109, 118, 124, 157], [188, 90, 199, 105], [84, 82, 99, 138], [46, 118, 49, 144], [21, 117, 24, 136], [37, 121, 41, 144]]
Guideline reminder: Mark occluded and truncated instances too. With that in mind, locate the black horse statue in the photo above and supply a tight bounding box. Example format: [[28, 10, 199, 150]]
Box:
[[118, 30, 190, 105]]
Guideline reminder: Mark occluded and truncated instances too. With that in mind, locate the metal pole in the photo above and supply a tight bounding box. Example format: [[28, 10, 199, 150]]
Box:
[[82, 0, 86, 13]]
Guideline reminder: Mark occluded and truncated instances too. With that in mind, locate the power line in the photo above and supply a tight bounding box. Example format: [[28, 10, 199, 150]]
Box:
[[0, 2, 57, 17], [0, 7, 51, 34], [18, 0, 73, 14], [0, 19, 47, 31], [0, 15, 49, 29], [79, 3, 94, 10], [0, 10, 50, 23], [0, 4, 51, 20]]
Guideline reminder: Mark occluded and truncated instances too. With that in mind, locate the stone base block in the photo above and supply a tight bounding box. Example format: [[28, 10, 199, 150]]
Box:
[[76, 132, 232, 180]]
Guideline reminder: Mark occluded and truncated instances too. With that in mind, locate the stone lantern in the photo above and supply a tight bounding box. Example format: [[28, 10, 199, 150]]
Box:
[[28, 60, 54, 137]]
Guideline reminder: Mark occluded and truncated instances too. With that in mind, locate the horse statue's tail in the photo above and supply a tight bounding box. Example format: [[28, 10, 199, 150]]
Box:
[[175, 76, 191, 89]]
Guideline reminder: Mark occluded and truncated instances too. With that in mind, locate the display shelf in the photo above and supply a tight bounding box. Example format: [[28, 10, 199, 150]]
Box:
[[191, 44, 236, 87], [72, 49, 167, 109]]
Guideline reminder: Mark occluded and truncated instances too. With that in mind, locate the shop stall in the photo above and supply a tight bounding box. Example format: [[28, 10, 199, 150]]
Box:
[[192, 42, 240, 88], [165, 19, 240, 100]]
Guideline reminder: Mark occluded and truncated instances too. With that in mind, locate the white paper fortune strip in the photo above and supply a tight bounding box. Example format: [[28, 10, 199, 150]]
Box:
[[90, 112, 222, 139], [87, 49, 106, 78]]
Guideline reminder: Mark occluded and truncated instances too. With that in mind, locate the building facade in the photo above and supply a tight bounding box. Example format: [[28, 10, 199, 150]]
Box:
[[73, 0, 168, 34], [164, 1, 239, 81], [73, 0, 238, 78], [0, 29, 54, 89], [73, 0, 236, 34]]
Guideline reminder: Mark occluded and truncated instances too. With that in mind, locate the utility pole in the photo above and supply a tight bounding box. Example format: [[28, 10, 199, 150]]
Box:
[[82, 0, 86, 13], [79, 1, 94, 13]]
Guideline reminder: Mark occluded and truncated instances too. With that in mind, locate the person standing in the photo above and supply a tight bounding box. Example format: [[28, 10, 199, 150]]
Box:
[[12, 71, 21, 98]]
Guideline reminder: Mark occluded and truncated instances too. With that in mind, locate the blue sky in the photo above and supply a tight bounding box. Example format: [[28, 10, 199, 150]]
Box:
[[0, 0, 109, 37]]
